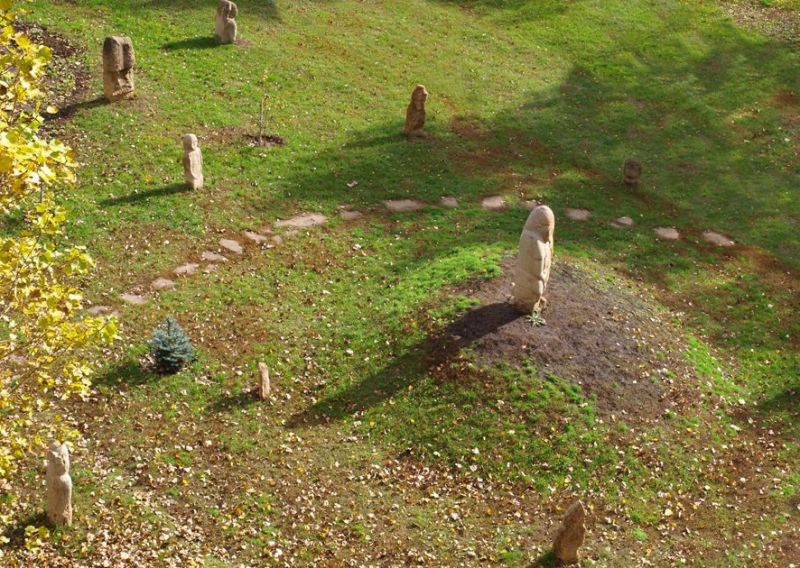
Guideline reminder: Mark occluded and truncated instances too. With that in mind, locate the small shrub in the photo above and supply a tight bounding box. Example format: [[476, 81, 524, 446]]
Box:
[[148, 316, 196, 374]]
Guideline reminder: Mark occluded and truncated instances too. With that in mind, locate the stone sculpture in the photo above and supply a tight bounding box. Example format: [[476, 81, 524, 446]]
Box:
[[512, 205, 555, 314], [257, 362, 270, 400], [552, 501, 586, 565], [404, 85, 428, 137], [102, 36, 135, 102], [182, 134, 204, 190], [45, 442, 73, 527], [623, 159, 642, 186], [215, 0, 238, 44]]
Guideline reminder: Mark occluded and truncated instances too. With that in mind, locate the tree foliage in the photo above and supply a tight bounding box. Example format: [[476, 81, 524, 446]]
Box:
[[0, 0, 118, 516]]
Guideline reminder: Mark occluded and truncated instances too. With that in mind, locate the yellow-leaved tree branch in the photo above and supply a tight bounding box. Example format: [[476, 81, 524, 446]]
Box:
[[0, 0, 118, 529]]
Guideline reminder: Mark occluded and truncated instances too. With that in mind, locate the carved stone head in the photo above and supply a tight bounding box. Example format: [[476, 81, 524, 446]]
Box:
[[218, 0, 238, 19], [47, 442, 70, 476], [411, 85, 428, 110], [103, 36, 135, 72], [182, 134, 199, 153], [525, 205, 555, 243]]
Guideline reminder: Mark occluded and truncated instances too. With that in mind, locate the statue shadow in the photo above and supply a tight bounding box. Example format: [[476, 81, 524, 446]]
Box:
[[527, 550, 558, 567], [2, 512, 51, 548], [93, 360, 160, 389], [100, 183, 190, 207], [287, 302, 522, 427], [207, 389, 262, 414], [162, 36, 218, 51], [45, 96, 106, 121]]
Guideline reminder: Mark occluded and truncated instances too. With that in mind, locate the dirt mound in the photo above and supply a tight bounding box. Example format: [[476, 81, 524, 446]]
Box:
[[433, 260, 695, 419]]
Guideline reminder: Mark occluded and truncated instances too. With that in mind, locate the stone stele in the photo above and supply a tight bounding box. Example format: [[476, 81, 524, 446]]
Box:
[[45, 442, 73, 527], [404, 85, 428, 137], [182, 134, 204, 190], [215, 0, 238, 44], [623, 159, 642, 186], [512, 205, 555, 314], [552, 500, 586, 565], [257, 362, 271, 400], [102, 36, 135, 102]]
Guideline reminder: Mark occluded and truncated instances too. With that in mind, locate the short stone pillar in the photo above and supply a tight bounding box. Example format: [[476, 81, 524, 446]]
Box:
[[182, 134, 204, 190], [215, 0, 238, 44], [623, 159, 642, 186], [404, 85, 428, 137], [552, 500, 586, 565], [512, 205, 555, 314], [45, 442, 73, 527], [257, 362, 270, 400], [102, 36, 135, 102]]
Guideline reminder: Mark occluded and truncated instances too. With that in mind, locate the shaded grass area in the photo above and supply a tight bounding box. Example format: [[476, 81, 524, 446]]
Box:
[[5, 0, 799, 564]]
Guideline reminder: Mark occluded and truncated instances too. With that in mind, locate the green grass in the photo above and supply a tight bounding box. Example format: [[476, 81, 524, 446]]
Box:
[[5, 0, 800, 565]]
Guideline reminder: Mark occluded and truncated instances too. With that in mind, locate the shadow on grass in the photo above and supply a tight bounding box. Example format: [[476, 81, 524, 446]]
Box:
[[100, 183, 190, 207], [288, 302, 522, 427], [207, 389, 260, 414], [93, 360, 159, 389], [528, 550, 558, 567], [758, 384, 800, 435], [2, 512, 49, 549], [162, 36, 218, 51], [45, 96, 106, 121]]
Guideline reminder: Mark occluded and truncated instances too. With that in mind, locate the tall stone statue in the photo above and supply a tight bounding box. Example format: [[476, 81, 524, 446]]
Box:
[[215, 0, 238, 44], [182, 134, 204, 190], [102, 36, 135, 102], [623, 159, 642, 186], [45, 442, 73, 527], [404, 85, 428, 137], [512, 205, 555, 314], [552, 501, 586, 565]]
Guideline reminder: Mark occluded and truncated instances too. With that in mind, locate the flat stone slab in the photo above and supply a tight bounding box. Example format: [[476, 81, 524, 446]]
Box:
[[340, 209, 363, 221], [219, 239, 244, 254], [269, 235, 284, 246], [440, 196, 459, 208], [87, 305, 115, 316], [384, 199, 424, 213], [201, 251, 228, 263], [275, 212, 328, 228], [481, 196, 506, 211], [611, 216, 634, 228], [703, 230, 735, 247], [523, 200, 540, 211], [150, 277, 176, 292], [565, 208, 592, 221], [243, 231, 268, 244], [121, 293, 147, 306], [654, 227, 680, 240], [173, 263, 200, 277]]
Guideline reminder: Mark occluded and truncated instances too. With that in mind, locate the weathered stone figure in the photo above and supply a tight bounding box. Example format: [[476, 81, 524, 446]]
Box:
[[623, 159, 642, 186], [215, 0, 238, 44], [45, 442, 73, 527], [257, 362, 270, 400], [404, 85, 428, 137], [102, 36, 135, 102], [182, 134, 204, 190], [512, 205, 555, 314], [552, 501, 586, 565]]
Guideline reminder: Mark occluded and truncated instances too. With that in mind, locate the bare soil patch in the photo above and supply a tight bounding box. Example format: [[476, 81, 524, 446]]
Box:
[[432, 260, 696, 420]]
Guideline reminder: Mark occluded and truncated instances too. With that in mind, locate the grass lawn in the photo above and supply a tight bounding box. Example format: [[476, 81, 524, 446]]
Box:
[[2, 0, 799, 565]]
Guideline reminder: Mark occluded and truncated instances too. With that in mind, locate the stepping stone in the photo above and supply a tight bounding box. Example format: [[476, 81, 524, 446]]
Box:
[[173, 263, 200, 277], [243, 231, 268, 245], [269, 235, 284, 246], [611, 216, 634, 228], [87, 305, 114, 316], [201, 251, 228, 263], [703, 230, 735, 247], [481, 196, 506, 211], [150, 277, 176, 292], [275, 212, 328, 228], [523, 200, 540, 210], [565, 208, 592, 221], [440, 196, 459, 208], [340, 209, 363, 221], [121, 293, 147, 306], [203, 264, 219, 274], [654, 227, 680, 240], [383, 199, 424, 213], [219, 239, 244, 255]]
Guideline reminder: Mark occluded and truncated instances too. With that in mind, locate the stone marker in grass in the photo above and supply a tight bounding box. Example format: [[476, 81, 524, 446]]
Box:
[[512, 205, 555, 314], [404, 85, 428, 137], [552, 500, 586, 565], [102, 36, 135, 102], [45, 442, 72, 527], [623, 159, 642, 186], [182, 134, 204, 190], [257, 362, 271, 400], [215, 0, 238, 44]]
